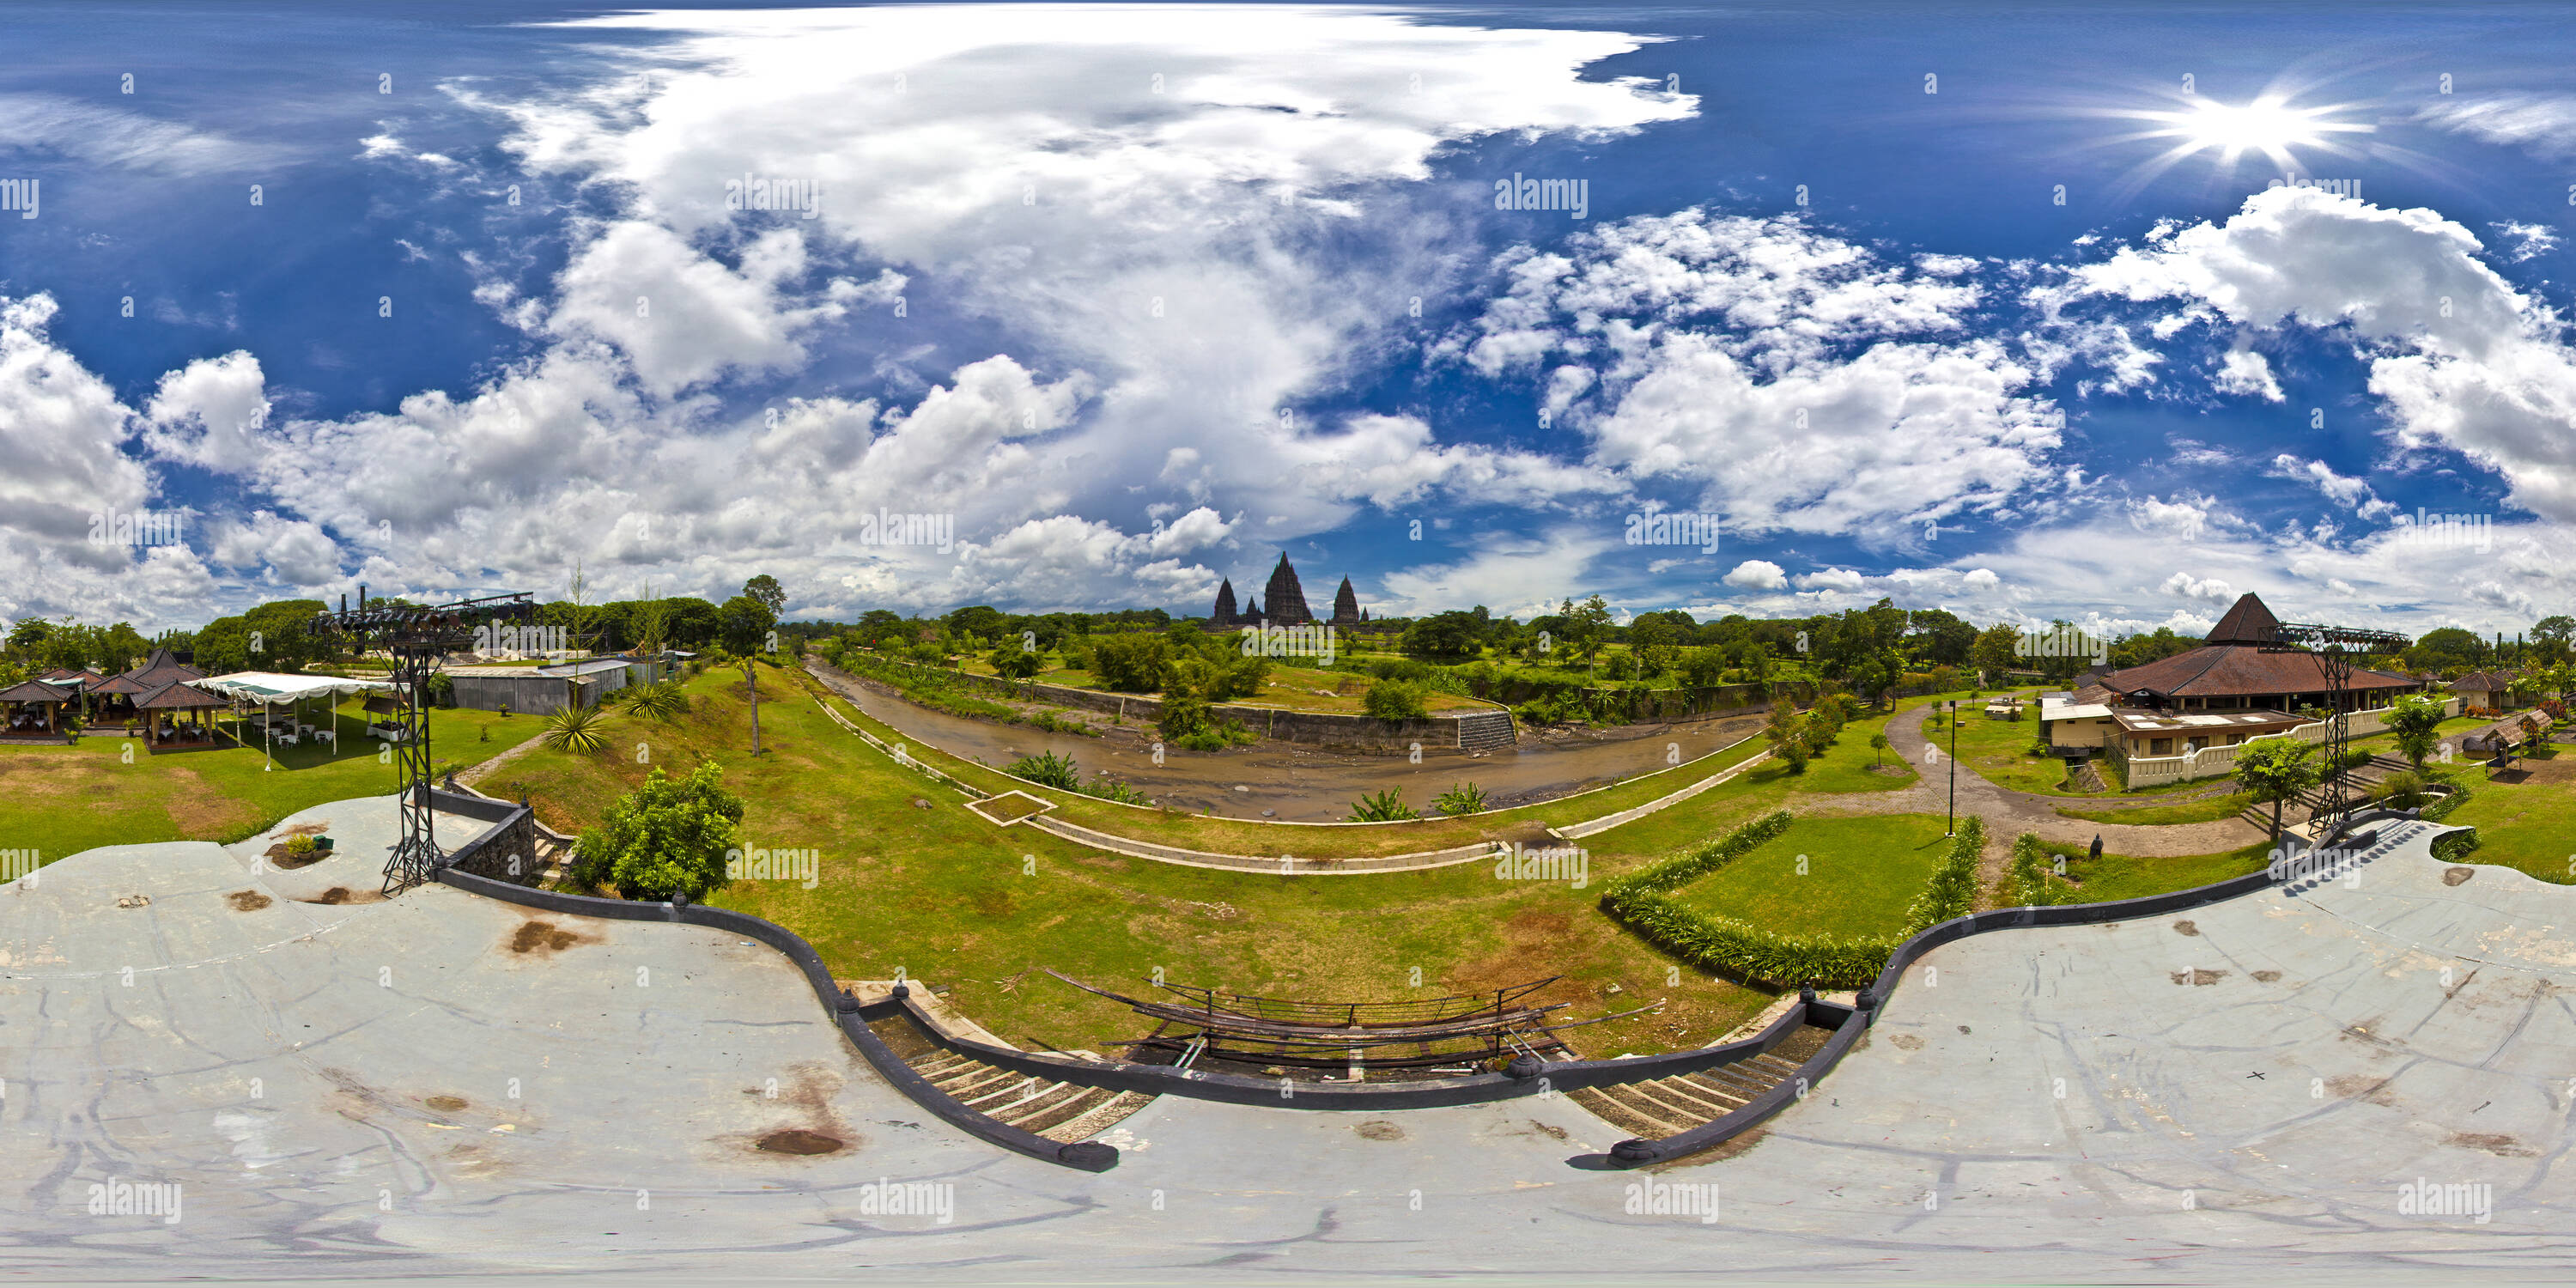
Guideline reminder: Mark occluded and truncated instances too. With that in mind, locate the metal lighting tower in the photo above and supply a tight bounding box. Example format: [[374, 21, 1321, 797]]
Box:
[[310, 588, 536, 896], [2260, 620, 2411, 834]]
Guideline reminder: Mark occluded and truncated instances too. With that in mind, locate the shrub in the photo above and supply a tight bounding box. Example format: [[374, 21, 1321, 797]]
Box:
[[283, 833, 317, 857], [1899, 817, 1986, 933], [1091, 634, 1172, 693], [2431, 828, 2480, 862], [2005, 831, 2071, 908], [1433, 781, 1488, 816], [568, 762, 744, 902], [1005, 750, 1084, 790], [1083, 774, 1151, 805], [2372, 769, 2432, 810], [619, 681, 689, 720], [990, 644, 1047, 681], [540, 702, 611, 753], [1363, 679, 1430, 721], [1348, 788, 1419, 822]]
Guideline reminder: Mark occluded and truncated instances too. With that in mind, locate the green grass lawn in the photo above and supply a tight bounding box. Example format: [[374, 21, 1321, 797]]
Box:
[[2345, 714, 2488, 756], [2055, 792, 2251, 826], [0, 700, 544, 860], [494, 665, 1777, 1055], [1671, 813, 1956, 937], [2431, 762, 2576, 884], [2019, 839, 2275, 904]]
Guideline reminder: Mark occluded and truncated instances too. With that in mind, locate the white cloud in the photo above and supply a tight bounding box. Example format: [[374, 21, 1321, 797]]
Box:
[[2159, 571, 2234, 602], [2420, 93, 2576, 160], [141, 352, 275, 475], [1722, 558, 1787, 590], [1458, 208, 2062, 541], [0, 94, 288, 176], [1795, 567, 1866, 592], [2213, 348, 2283, 402], [2066, 185, 2576, 522], [2491, 221, 2561, 263]]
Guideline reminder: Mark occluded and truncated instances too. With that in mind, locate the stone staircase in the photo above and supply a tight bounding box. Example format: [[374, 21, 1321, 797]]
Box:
[[2234, 754, 2421, 832], [1565, 1047, 1812, 1141], [1455, 710, 1517, 754], [901, 1048, 1155, 1143]]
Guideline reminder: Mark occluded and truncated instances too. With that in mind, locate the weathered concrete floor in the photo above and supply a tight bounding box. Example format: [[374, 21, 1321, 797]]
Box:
[[3, 802, 2571, 1280]]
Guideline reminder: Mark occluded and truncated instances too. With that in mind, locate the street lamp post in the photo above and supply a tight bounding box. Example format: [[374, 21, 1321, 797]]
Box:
[[1946, 699, 1959, 835]]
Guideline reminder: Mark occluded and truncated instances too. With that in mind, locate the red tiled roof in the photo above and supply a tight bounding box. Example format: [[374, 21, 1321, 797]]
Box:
[[134, 680, 227, 710], [2103, 644, 2417, 700], [2203, 592, 2283, 645]]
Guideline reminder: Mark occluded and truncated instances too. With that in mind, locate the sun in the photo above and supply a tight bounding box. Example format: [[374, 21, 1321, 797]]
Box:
[[2102, 88, 2374, 183]]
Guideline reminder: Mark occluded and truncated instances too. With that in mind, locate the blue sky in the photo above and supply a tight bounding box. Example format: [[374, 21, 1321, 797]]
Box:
[[5, 2, 2576, 639]]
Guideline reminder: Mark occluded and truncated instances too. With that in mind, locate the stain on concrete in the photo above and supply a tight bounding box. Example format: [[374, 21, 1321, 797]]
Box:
[[1354, 1121, 1406, 1141], [2170, 969, 2227, 986], [224, 890, 272, 912], [2174, 920, 2199, 937]]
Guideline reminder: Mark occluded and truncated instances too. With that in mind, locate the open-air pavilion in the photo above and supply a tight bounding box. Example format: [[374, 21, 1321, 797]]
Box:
[[132, 679, 229, 750], [0, 677, 76, 741], [196, 671, 399, 760]]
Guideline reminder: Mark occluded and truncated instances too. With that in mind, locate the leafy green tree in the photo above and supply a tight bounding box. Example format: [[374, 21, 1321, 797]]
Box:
[[569, 762, 744, 902], [1091, 634, 1173, 692], [2533, 615, 2576, 665], [1628, 615, 1680, 676], [717, 594, 776, 656], [1400, 611, 1486, 662], [2234, 738, 2321, 848], [2380, 690, 2442, 768], [744, 574, 787, 619], [1970, 623, 2020, 684], [991, 642, 1047, 680], [1764, 700, 1809, 773]]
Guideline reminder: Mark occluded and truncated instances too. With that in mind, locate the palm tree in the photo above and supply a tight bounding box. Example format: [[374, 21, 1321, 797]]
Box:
[[540, 702, 611, 753]]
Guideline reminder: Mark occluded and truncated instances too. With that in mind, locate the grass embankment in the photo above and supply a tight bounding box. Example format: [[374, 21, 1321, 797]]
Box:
[[2008, 834, 2274, 905], [2055, 792, 2251, 826], [0, 702, 544, 860], [956, 658, 1498, 715], [495, 665, 1780, 1054], [820, 668, 1917, 858]]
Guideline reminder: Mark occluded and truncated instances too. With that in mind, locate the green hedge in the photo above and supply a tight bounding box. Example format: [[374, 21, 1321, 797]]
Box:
[[2431, 827, 2481, 862], [1899, 816, 1986, 934], [1599, 811, 1987, 989]]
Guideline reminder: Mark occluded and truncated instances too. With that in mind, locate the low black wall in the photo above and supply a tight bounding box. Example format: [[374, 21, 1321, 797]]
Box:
[[430, 867, 1117, 1172], [1598, 806, 2442, 1167]]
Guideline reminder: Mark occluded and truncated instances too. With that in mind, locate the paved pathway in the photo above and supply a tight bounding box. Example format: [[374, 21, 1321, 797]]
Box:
[[1796, 705, 2266, 873]]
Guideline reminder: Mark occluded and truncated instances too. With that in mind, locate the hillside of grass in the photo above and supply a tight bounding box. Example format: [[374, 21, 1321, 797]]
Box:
[[490, 663, 1782, 1055]]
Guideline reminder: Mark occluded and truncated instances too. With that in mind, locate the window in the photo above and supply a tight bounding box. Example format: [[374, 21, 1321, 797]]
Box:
[[2151, 738, 2173, 756]]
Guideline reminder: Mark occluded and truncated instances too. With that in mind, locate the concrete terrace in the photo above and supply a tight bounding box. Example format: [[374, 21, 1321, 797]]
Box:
[[2, 800, 2572, 1279]]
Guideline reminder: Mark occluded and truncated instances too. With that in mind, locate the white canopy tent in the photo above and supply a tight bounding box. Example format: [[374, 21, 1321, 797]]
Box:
[[196, 672, 400, 767]]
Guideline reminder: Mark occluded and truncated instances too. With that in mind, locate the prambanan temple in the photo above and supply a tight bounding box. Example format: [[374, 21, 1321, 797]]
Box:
[[1209, 553, 1367, 629]]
